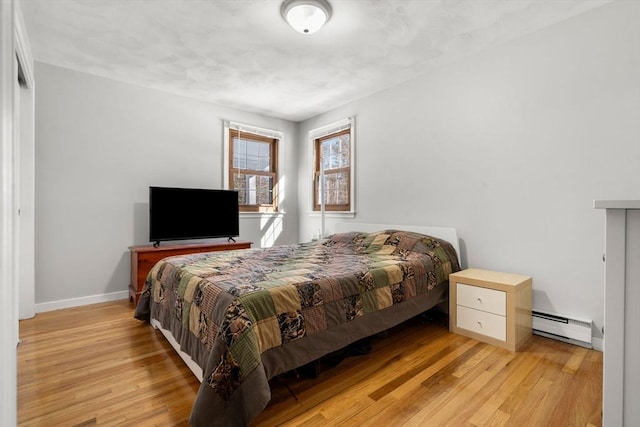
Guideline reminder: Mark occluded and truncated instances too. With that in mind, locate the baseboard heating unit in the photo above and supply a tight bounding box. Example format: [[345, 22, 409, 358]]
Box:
[[532, 310, 593, 348]]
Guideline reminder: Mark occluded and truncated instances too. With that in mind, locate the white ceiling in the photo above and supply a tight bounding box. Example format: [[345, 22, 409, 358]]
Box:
[[19, 0, 612, 122]]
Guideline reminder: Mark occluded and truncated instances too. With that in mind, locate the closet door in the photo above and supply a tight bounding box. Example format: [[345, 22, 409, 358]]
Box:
[[595, 200, 640, 427]]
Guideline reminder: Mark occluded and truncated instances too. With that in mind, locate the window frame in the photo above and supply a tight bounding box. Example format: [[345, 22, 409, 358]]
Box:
[[224, 121, 281, 213], [313, 128, 351, 212], [309, 117, 355, 215]]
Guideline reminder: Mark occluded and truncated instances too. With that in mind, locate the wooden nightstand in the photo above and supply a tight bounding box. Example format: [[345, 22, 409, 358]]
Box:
[[449, 268, 532, 352]]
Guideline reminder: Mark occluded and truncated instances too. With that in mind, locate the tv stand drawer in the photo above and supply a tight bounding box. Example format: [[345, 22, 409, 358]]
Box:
[[128, 241, 252, 306]]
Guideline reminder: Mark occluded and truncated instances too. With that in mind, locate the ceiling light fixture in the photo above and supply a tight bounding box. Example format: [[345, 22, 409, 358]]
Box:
[[280, 0, 332, 35]]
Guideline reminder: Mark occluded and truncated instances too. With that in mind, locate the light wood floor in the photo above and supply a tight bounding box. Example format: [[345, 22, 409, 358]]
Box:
[[18, 299, 602, 426]]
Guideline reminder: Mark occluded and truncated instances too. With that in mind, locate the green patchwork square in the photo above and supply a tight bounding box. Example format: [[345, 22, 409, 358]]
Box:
[[239, 290, 276, 322], [362, 290, 378, 313], [182, 276, 203, 303], [230, 327, 262, 377], [181, 300, 192, 327], [370, 267, 390, 288]]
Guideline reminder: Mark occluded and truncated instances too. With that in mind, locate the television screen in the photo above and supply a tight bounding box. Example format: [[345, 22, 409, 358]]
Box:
[[149, 186, 240, 244]]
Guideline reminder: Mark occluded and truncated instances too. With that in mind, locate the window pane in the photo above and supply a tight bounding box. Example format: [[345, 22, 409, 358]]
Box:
[[233, 154, 246, 169], [232, 174, 247, 203], [317, 171, 348, 206], [258, 157, 270, 171], [233, 173, 273, 205], [256, 175, 273, 204], [234, 138, 273, 173], [234, 138, 246, 155], [246, 140, 259, 157], [246, 155, 259, 171], [320, 134, 349, 171], [258, 153, 269, 171]]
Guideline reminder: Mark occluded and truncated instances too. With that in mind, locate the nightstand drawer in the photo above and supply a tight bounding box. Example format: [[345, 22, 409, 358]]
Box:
[[457, 305, 506, 341], [457, 283, 506, 316]]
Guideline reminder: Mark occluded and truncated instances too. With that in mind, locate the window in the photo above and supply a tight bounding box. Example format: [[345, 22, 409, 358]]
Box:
[[312, 119, 353, 213], [227, 126, 279, 213]]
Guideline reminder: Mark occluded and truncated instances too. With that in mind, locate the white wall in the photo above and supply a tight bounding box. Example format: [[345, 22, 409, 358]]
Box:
[[298, 0, 640, 342], [34, 63, 299, 306]]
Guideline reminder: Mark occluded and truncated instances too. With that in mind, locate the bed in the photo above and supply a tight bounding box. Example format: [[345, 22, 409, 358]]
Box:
[[134, 223, 460, 426]]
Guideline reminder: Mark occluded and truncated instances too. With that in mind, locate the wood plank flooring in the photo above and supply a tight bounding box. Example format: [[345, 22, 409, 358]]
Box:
[[18, 299, 602, 426]]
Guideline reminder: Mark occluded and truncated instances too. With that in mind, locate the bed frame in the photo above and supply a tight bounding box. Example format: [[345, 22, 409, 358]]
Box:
[[151, 222, 460, 383], [151, 317, 204, 381]]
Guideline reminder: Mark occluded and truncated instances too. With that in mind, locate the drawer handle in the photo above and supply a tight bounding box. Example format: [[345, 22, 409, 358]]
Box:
[[477, 297, 483, 303], [477, 321, 483, 328]]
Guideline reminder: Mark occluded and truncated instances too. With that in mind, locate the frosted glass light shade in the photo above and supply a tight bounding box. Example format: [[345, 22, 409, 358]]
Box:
[[281, 0, 332, 34]]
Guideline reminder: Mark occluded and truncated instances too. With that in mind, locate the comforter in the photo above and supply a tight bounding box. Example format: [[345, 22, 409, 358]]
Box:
[[134, 229, 460, 426]]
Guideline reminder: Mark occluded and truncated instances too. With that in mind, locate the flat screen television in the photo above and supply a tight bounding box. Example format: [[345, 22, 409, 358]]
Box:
[[149, 186, 239, 246]]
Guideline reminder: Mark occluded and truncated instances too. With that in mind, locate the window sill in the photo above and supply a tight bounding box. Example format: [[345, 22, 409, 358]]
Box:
[[307, 211, 356, 218], [239, 211, 285, 219]]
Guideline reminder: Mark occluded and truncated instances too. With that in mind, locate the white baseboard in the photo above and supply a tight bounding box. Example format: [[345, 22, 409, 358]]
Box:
[[35, 291, 129, 313], [591, 337, 603, 352]]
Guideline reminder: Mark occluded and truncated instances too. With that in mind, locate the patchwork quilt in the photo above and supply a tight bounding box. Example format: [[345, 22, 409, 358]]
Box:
[[134, 229, 460, 426]]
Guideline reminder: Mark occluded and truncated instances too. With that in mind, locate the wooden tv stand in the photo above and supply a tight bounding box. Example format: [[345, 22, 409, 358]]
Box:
[[128, 240, 252, 305]]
